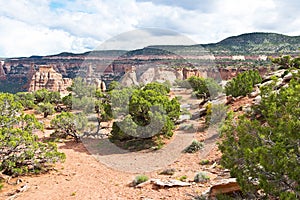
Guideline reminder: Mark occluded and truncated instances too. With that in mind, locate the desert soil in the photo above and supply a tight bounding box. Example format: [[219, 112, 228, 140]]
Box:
[[0, 89, 248, 200]]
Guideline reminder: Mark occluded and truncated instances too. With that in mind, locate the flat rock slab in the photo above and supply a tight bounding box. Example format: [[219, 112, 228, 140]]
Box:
[[151, 179, 191, 187]]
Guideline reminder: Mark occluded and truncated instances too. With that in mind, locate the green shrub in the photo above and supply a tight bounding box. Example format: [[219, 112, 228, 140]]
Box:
[[225, 70, 262, 97], [205, 103, 228, 126], [110, 82, 180, 148], [50, 112, 87, 142], [184, 140, 204, 153], [174, 79, 192, 88], [37, 102, 55, 118], [179, 175, 187, 182], [270, 55, 300, 69], [33, 89, 61, 104], [62, 94, 72, 110], [219, 71, 300, 198], [188, 76, 223, 100], [15, 92, 35, 110], [133, 175, 149, 186], [0, 93, 65, 176], [0, 182, 3, 190], [194, 172, 210, 183], [200, 159, 210, 165]]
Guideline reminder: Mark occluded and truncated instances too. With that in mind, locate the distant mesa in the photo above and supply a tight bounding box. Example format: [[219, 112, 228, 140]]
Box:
[[0, 32, 300, 93]]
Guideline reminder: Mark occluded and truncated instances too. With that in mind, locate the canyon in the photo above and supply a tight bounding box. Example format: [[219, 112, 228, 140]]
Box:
[[0, 32, 299, 93]]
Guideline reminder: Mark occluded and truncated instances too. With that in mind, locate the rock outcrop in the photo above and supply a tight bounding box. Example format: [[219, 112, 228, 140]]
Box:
[[29, 65, 72, 93]]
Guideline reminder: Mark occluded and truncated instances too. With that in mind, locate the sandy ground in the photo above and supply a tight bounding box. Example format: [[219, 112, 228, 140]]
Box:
[[0, 89, 242, 200]]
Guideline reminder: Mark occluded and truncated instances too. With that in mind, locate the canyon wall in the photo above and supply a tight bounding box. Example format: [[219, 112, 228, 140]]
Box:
[[0, 50, 272, 93]]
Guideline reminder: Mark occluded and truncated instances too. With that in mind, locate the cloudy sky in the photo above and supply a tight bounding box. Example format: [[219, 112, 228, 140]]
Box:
[[0, 0, 299, 57]]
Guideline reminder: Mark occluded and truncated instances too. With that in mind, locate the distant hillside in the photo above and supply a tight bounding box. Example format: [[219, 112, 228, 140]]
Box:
[[202, 32, 300, 55], [131, 33, 300, 57]]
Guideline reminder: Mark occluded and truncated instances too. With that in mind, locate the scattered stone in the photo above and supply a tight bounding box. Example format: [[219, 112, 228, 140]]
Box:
[[202, 178, 240, 198], [191, 108, 207, 120], [159, 168, 176, 176], [283, 72, 293, 82], [16, 184, 29, 193], [249, 88, 260, 98], [151, 179, 191, 187], [235, 96, 243, 101], [275, 78, 284, 88], [209, 162, 217, 169], [253, 95, 261, 105], [242, 104, 252, 114], [134, 179, 151, 188], [260, 80, 273, 87], [6, 177, 23, 185], [16, 179, 23, 185], [234, 106, 243, 112], [262, 69, 285, 81], [225, 95, 234, 105]]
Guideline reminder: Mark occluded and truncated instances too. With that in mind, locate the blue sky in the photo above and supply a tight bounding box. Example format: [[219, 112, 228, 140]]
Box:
[[0, 0, 299, 57]]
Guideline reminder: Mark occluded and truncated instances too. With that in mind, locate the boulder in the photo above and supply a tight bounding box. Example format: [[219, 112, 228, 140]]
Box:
[[253, 95, 261, 105], [202, 178, 241, 198], [191, 108, 207, 120]]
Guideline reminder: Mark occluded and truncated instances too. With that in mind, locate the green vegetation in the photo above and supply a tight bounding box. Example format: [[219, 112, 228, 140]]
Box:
[[219, 71, 300, 199], [188, 76, 222, 100], [203, 32, 300, 55], [270, 55, 300, 69], [183, 140, 204, 153], [0, 93, 65, 176], [199, 159, 210, 165], [37, 102, 55, 118], [109, 82, 180, 149], [194, 172, 210, 183], [50, 112, 87, 142], [225, 70, 262, 97], [33, 89, 61, 104], [62, 94, 72, 110], [69, 77, 95, 99], [205, 103, 228, 126], [179, 175, 187, 182], [15, 92, 35, 110], [133, 175, 149, 186], [174, 79, 192, 89]]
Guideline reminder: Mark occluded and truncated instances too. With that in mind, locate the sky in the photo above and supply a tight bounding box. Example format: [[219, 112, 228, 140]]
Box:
[[0, 0, 299, 57]]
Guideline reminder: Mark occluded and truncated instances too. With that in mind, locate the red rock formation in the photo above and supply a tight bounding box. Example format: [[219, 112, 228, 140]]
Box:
[[182, 68, 207, 79], [29, 65, 72, 93]]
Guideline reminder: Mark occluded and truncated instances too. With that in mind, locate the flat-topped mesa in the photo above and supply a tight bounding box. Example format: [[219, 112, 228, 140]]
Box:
[[29, 65, 72, 93]]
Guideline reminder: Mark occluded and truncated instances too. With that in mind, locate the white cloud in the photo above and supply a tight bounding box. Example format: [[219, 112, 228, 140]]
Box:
[[0, 0, 299, 57], [0, 16, 98, 57]]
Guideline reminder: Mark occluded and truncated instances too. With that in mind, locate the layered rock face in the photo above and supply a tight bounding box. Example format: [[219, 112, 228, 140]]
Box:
[[29, 65, 72, 93], [119, 65, 270, 87]]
